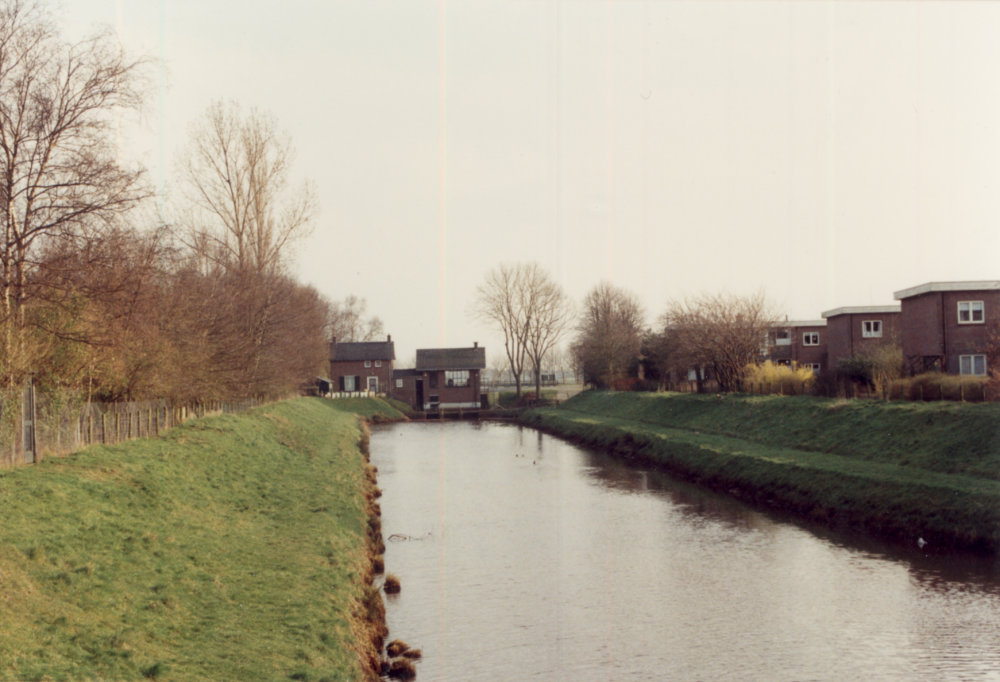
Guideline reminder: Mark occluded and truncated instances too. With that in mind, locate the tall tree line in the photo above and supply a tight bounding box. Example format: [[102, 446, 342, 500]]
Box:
[[0, 0, 334, 402]]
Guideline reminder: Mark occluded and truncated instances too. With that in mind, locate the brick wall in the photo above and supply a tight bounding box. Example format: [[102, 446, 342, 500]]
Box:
[[790, 325, 828, 369], [330, 359, 393, 393], [825, 312, 900, 369]]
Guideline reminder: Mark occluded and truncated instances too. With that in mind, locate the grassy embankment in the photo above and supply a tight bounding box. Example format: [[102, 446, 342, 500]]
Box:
[[521, 391, 1000, 554], [0, 396, 405, 682]]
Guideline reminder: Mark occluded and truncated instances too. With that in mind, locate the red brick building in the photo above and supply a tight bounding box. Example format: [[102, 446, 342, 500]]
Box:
[[767, 320, 828, 372], [893, 281, 1000, 376], [821, 306, 901, 370], [329, 336, 395, 394], [391, 344, 486, 410]]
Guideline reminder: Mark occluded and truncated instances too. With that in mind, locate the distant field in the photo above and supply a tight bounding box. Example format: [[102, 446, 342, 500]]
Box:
[[0, 397, 403, 681], [521, 391, 1000, 554]]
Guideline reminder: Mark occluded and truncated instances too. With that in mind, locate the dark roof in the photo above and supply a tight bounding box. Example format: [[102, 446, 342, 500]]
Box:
[[330, 340, 395, 362], [392, 368, 421, 378], [416, 347, 486, 371]]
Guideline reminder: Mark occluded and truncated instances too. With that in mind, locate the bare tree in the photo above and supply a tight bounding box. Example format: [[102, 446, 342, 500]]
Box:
[[471, 263, 530, 397], [176, 100, 316, 276], [521, 265, 574, 397], [572, 282, 645, 389], [174, 102, 318, 396], [0, 0, 152, 383], [328, 295, 384, 342], [488, 352, 510, 386], [660, 289, 780, 393]]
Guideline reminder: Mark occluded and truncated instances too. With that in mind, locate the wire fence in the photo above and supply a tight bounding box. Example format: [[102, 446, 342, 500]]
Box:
[[1, 383, 275, 468]]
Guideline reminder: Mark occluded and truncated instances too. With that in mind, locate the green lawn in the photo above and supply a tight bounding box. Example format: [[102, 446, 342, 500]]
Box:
[[522, 392, 1000, 553], [0, 396, 403, 681]]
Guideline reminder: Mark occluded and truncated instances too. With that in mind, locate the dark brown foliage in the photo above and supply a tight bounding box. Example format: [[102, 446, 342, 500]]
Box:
[[385, 639, 409, 658], [383, 573, 401, 594]]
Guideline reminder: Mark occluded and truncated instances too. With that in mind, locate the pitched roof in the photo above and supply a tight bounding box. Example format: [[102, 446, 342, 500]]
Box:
[[416, 346, 486, 371], [330, 340, 395, 362], [392, 368, 421, 378]]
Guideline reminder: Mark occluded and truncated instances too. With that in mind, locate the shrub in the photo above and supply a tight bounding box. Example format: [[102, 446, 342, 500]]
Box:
[[743, 361, 814, 394], [892, 373, 989, 402], [836, 356, 873, 385]]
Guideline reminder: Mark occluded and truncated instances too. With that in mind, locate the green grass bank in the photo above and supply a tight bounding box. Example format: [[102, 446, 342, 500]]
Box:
[[520, 391, 1000, 554], [0, 396, 405, 682]]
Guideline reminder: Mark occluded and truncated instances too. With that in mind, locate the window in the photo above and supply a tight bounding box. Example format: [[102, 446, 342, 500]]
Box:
[[775, 329, 791, 346], [958, 301, 984, 324], [375, 360, 382, 367], [960, 355, 987, 376], [364, 360, 371, 368], [445, 370, 470, 387], [803, 332, 820, 346], [862, 320, 882, 338], [343, 375, 356, 392], [396, 379, 404, 388], [806, 363, 821, 372]]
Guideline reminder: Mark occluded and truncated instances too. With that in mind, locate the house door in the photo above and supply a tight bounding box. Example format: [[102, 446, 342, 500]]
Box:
[[415, 379, 424, 410], [367, 376, 378, 393]]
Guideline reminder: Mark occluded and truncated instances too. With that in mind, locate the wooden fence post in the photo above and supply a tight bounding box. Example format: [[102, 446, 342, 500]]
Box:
[[101, 413, 106, 444]]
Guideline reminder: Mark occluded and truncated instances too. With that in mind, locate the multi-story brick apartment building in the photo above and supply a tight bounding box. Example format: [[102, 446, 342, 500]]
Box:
[[329, 336, 395, 393], [893, 281, 1000, 376], [392, 344, 485, 410], [821, 305, 901, 370], [767, 320, 828, 372]]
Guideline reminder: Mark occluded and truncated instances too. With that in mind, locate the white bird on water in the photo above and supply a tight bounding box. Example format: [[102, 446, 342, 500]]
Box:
[[918, 537, 927, 549]]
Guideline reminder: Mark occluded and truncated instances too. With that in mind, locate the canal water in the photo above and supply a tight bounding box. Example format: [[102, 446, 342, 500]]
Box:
[[370, 421, 1000, 682]]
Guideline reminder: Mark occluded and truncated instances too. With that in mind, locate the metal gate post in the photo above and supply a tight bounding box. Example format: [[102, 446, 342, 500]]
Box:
[[22, 376, 36, 463]]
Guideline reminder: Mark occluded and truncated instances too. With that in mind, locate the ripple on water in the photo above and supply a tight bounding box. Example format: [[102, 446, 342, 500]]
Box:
[[370, 421, 1000, 682]]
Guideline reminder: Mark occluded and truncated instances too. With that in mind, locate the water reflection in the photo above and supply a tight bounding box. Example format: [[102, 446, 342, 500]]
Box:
[[371, 421, 1000, 682]]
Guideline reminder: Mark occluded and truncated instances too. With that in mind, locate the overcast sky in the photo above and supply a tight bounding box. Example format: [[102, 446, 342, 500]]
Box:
[[61, 0, 1000, 364]]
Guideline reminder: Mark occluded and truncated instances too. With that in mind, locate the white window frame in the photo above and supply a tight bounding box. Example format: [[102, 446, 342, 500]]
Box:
[[958, 301, 984, 324], [803, 332, 820, 346], [445, 370, 470, 387], [343, 375, 356, 392], [959, 354, 987, 376], [395, 379, 404, 388], [806, 363, 821, 372], [375, 360, 382, 367], [774, 329, 792, 346], [364, 360, 371, 368], [862, 320, 882, 338]]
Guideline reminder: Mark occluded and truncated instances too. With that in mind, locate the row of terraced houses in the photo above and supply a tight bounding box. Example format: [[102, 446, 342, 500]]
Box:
[[767, 280, 999, 377]]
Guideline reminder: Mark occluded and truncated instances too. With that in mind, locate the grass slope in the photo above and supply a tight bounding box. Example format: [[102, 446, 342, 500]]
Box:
[[0, 396, 403, 682], [521, 392, 1000, 553]]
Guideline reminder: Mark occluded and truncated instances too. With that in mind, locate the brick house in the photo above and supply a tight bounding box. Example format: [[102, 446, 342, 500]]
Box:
[[893, 281, 1000, 376], [767, 320, 828, 372], [391, 343, 486, 410], [820, 306, 901, 370], [329, 335, 395, 394]]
